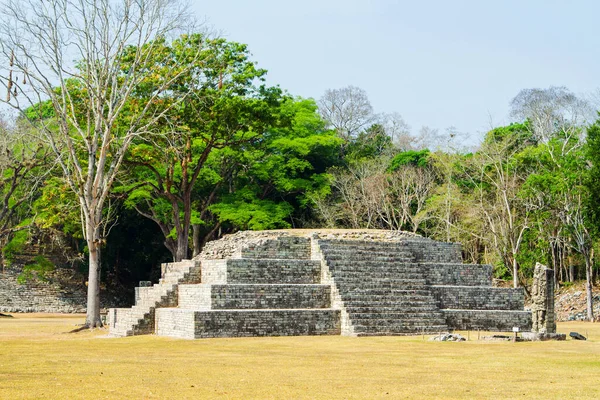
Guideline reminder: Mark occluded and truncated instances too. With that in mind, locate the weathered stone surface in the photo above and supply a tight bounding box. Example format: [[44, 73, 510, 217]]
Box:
[[570, 331, 587, 340], [0, 267, 86, 313], [442, 309, 532, 331], [178, 283, 332, 310], [109, 260, 201, 337], [429, 333, 466, 341], [421, 263, 493, 287], [226, 259, 321, 284], [531, 262, 556, 333], [156, 308, 341, 339], [431, 286, 524, 310], [521, 332, 566, 341], [242, 237, 311, 259]]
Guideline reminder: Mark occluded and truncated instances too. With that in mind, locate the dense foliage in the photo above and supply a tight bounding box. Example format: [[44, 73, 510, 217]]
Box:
[[0, 25, 598, 320]]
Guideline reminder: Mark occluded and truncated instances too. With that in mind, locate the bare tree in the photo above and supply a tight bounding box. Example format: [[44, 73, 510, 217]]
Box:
[[381, 112, 413, 150], [318, 86, 378, 142], [472, 134, 530, 288], [0, 0, 195, 327], [559, 191, 594, 321], [510, 86, 594, 146]]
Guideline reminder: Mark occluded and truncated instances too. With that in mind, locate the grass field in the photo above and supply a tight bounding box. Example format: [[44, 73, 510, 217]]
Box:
[[1, 314, 599, 399]]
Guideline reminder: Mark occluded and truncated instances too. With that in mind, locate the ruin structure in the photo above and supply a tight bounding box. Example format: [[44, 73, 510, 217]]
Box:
[[108, 230, 532, 338]]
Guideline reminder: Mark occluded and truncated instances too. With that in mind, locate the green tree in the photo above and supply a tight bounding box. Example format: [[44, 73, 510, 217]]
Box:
[[210, 98, 341, 231], [121, 37, 286, 261], [0, 0, 195, 327], [0, 121, 48, 270]]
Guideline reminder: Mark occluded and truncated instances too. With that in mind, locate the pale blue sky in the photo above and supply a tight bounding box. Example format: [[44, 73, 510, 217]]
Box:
[[194, 0, 599, 143]]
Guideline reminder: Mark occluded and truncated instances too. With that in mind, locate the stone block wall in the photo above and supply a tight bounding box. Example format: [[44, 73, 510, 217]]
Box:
[[156, 308, 341, 339], [241, 237, 311, 259], [443, 309, 532, 331], [0, 268, 86, 313], [178, 283, 332, 310], [421, 263, 492, 286], [431, 286, 524, 310], [225, 259, 321, 284], [401, 239, 463, 263]]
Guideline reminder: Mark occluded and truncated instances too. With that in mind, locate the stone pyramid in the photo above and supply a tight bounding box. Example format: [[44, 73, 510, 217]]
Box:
[[108, 230, 531, 338]]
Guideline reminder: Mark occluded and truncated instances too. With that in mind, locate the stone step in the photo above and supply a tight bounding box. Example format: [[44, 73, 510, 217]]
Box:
[[319, 239, 463, 264], [355, 325, 449, 336], [353, 320, 447, 330], [326, 261, 422, 271], [339, 289, 433, 298], [345, 305, 440, 313], [332, 274, 426, 282], [226, 259, 321, 284], [336, 282, 429, 291], [323, 253, 413, 260], [109, 262, 186, 337], [442, 309, 532, 331], [348, 312, 446, 320], [178, 284, 332, 310], [322, 250, 414, 259], [156, 308, 341, 339]]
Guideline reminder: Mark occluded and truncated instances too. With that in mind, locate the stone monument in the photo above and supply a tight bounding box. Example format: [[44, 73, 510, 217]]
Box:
[[531, 262, 556, 333]]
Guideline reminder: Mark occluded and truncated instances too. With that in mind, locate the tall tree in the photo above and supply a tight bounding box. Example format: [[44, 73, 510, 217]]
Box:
[[318, 86, 378, 142], [0, 120, 48, 268], [0, 0, 195, 327], [121, 37, 285, 261], [510, 86, 593, 144]]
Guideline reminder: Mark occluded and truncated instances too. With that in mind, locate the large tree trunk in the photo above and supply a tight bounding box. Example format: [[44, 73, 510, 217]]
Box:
[[85, 238, 102, 328], [192, 224, 201, 258], [175, 232, 189, 262]]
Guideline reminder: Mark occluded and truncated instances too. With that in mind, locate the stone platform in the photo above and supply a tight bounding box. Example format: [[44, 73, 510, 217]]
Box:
[[108, 230, 532, 338]]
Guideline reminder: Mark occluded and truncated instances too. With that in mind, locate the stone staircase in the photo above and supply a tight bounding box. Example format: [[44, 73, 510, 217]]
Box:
[[318, 240, 449, 335], [155, 237, 341, 339], [108, 260, 200, 337], [318, 238, 531, 333]]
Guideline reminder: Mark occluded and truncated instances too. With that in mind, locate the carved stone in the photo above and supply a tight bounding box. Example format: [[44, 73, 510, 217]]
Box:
[[531, 262, 556, 333]]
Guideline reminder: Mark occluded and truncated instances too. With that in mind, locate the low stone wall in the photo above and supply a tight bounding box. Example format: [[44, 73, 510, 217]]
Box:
[[421, 263, 492, 286], [0, 268, 86, 313], [442, 309, 532, 331], [178, 283, 331, 310], [226, 259, 321, 284], [401, 240, 463, 264], [156, 308, 341, 339], [241, 237, 311, 259], [431, 286, 524, 310]]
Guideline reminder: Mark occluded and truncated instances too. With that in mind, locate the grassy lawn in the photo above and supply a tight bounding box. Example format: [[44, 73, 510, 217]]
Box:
[[1, 314, 599, 399]]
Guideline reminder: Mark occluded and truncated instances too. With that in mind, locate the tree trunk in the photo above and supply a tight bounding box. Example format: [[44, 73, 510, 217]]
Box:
[[192, 224, 201, 258], [85, 238, 102, 328], [569, 264, 575, 282], [175, 231, 189, 262], [512, 257, 519, 288], [584, 254, 594, 322]]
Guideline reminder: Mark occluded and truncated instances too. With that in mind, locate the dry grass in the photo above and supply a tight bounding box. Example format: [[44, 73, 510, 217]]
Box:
[[1, 314, 599, 399]]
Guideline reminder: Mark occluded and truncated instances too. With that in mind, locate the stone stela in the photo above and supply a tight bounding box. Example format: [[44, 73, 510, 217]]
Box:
[[531, 262, 556, 334]]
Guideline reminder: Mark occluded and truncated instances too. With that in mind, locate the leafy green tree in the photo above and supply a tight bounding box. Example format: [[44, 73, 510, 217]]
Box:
[[586, 120, 600, 235], [120, 37, 286, 261], [0, 0, 195, 327], [210, 98, 341, 231], [0, 122, 48, 270], [344, 124, 392, 162]]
